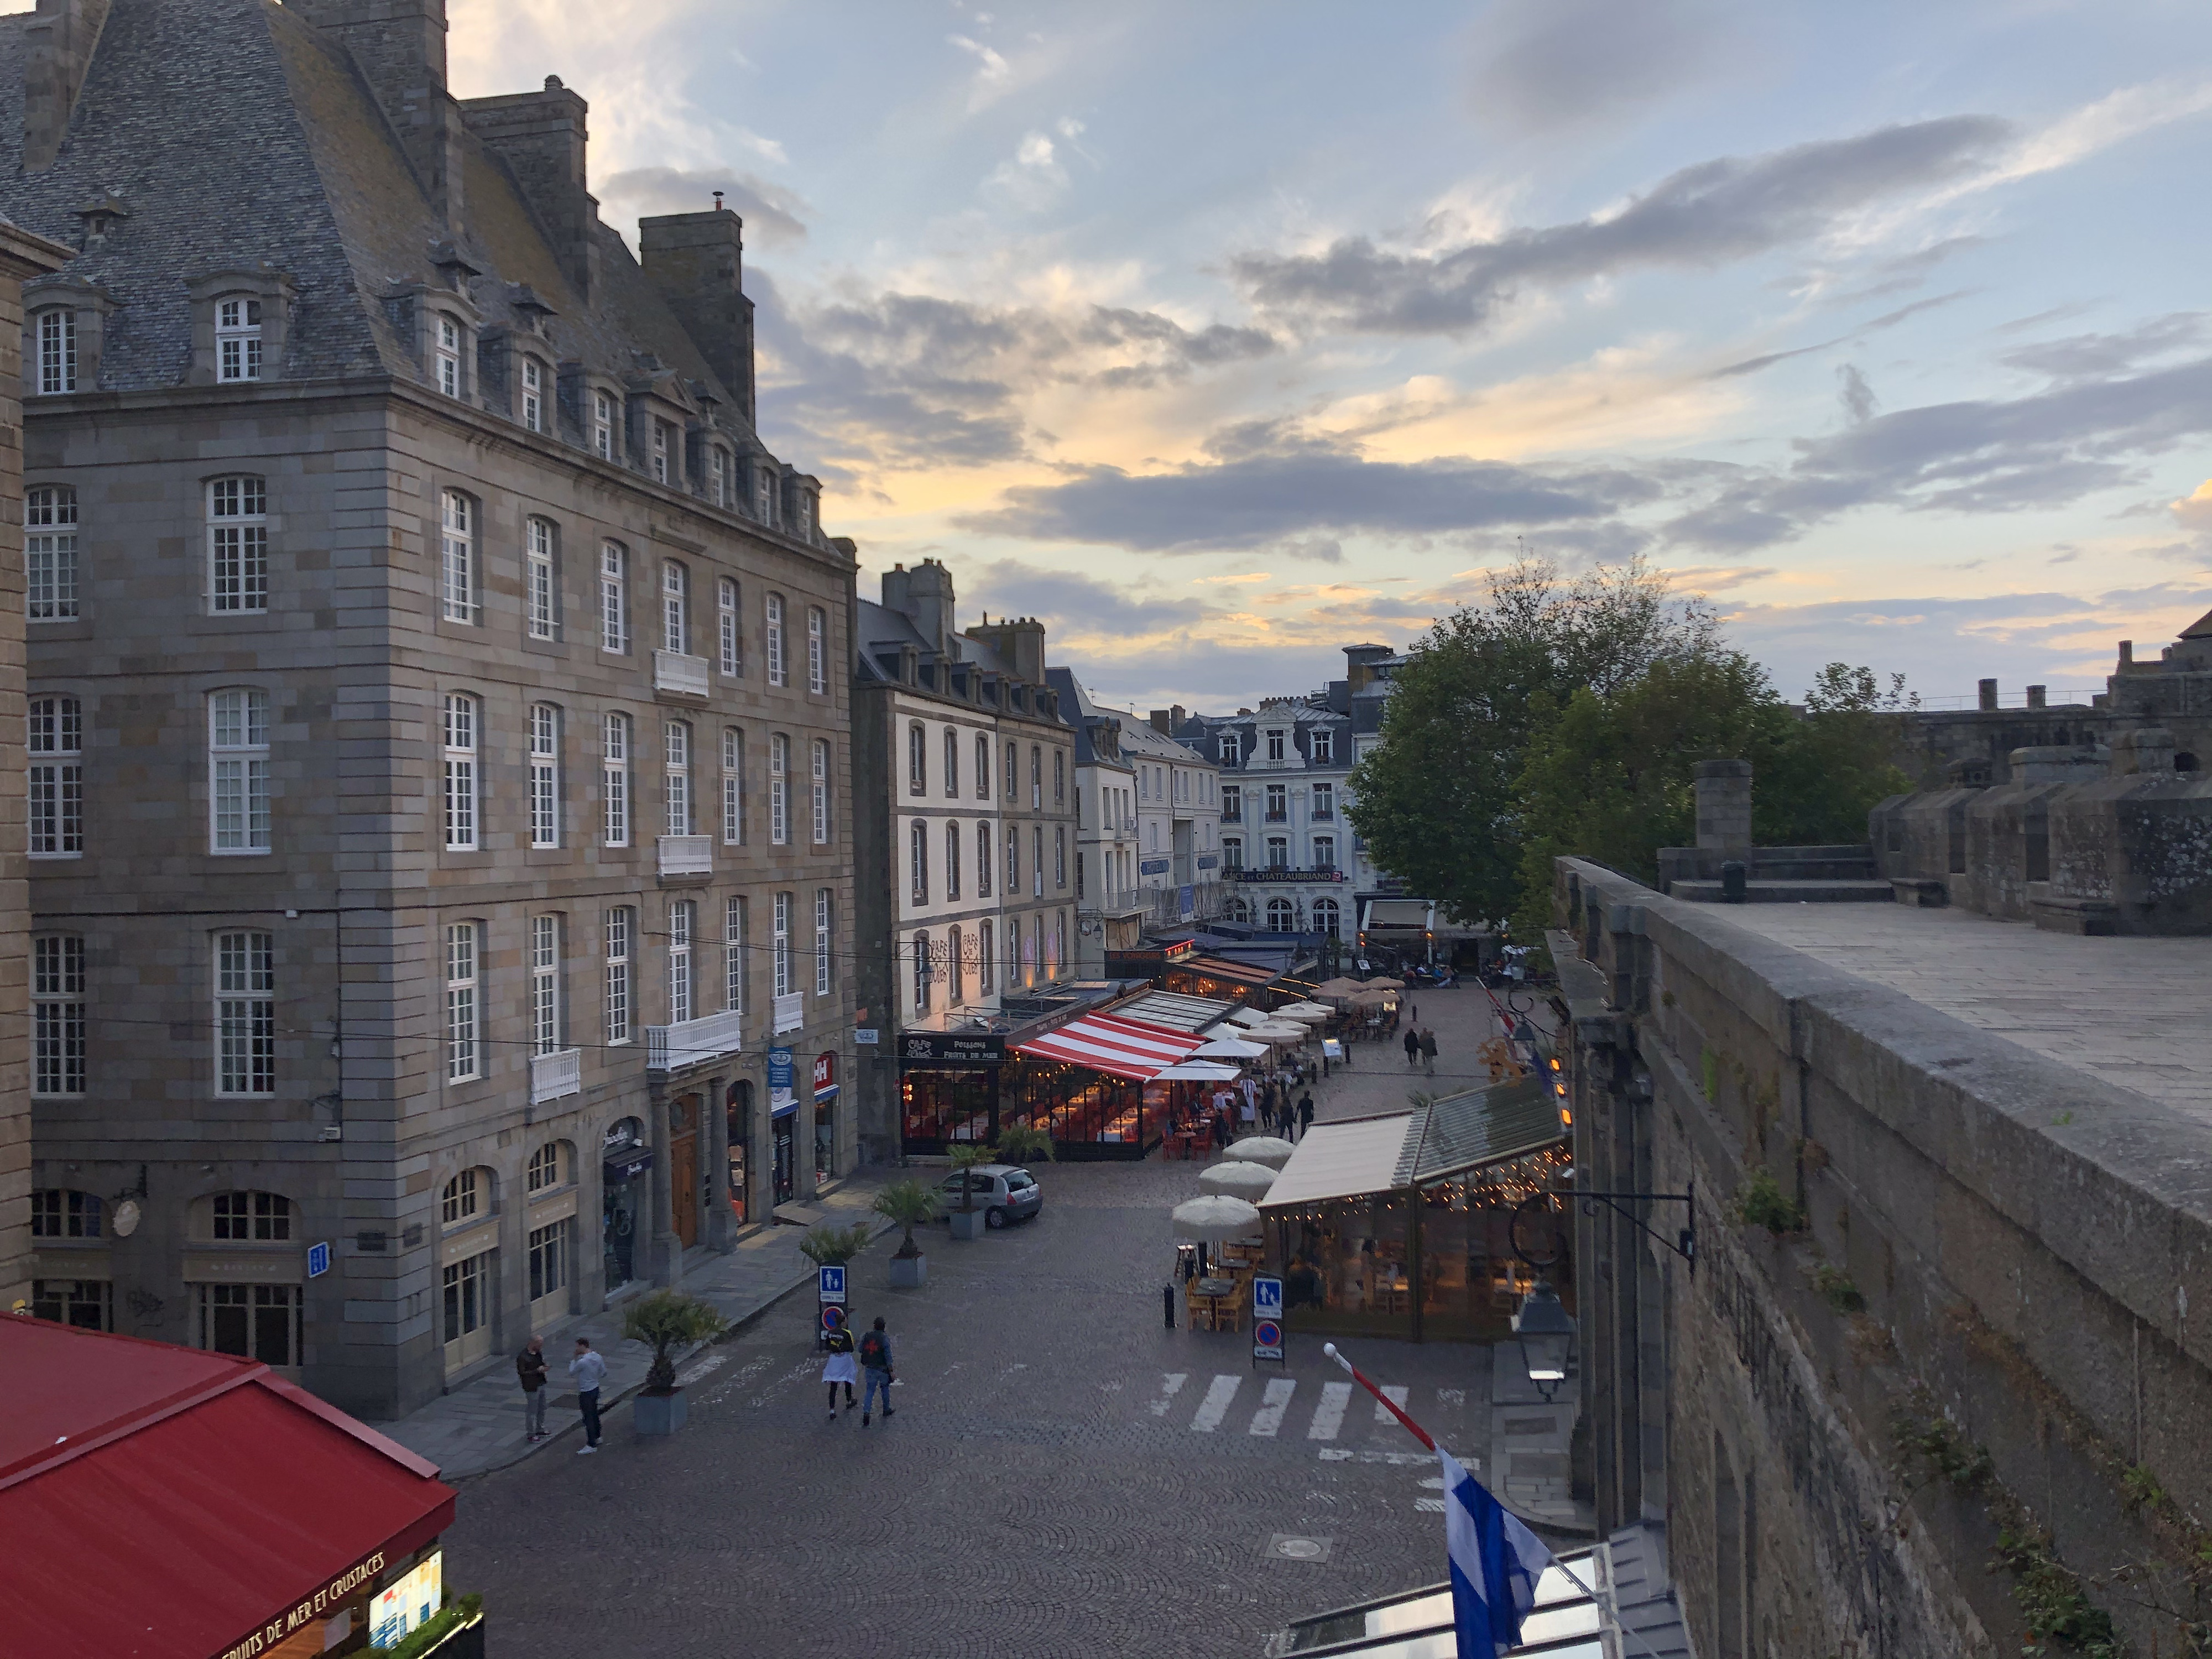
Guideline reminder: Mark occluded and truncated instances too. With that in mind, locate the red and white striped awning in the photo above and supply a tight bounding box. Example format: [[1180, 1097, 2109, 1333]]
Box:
[[1014, 1013, 1206, 1082]]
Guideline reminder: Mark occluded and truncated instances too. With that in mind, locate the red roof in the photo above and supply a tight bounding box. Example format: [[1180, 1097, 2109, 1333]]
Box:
[[2, 1317, 456, 1659], [1014, 1011, 1205, 1081]]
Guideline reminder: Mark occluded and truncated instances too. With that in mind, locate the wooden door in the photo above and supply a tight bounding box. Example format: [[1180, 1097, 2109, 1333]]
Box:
[[671, 1127, 699, 1247]]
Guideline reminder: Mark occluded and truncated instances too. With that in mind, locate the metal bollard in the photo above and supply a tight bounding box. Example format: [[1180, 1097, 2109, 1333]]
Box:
[[1721, 859, 1747, 904], [1164, 1284, 1176, 1329]]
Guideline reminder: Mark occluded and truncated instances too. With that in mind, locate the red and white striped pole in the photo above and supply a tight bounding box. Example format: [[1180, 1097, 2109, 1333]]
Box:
[[1322, 1341, 1436, 1449]]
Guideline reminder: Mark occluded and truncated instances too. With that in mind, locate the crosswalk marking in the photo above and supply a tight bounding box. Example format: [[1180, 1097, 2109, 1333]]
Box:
[[1248, 1378, 1297, 1437], [1307, 1380, 1353, 1441], [1190, 1374, 1243, 1432], [1374, 1384, 1410, 1424], [1147, 1373, 1188, 1417]]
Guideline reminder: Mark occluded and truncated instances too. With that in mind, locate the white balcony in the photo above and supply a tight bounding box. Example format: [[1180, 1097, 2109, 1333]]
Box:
[[529, 1047, 582, 1105], [646, 1007, 745, 1072], [773, 990, 806, 1035], [653, 648, 711, 697], [658, 834, 712, 878]]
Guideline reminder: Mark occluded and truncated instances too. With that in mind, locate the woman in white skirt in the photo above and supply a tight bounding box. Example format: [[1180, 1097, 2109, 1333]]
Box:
[[821, 1317, 859, 1418]]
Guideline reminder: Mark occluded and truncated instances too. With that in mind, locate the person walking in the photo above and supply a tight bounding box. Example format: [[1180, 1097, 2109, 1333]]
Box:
[[569, 1337, 607, 1454], [858, 1316, 896, 1427], [517, 1335, 550, 1442], [821, 1318, 858, 1418], [1420, 1026, 1439, 1077], [1298, 1091, 1316, 1140], [1402, 1026, 1421, 1068]]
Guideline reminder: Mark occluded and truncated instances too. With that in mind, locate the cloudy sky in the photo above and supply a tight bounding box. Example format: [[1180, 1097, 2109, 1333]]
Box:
[[453, 0, 2211, 712]]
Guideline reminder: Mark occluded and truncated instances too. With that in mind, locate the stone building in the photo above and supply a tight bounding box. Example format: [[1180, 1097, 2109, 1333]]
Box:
[[1048, 669, 1141, 976], [850, 561, 1079, 1159], [0, 213, 70, 1314], [2, 0, 854, 1418]]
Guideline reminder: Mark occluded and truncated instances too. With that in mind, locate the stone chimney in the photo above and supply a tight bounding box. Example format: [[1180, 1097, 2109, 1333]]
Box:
[[1978, 679, 1999, 712], [638, 207, 754, 424], [2117, 639, 2134, 669], [1149, 707, 1186, 737], [22, 0, 111, 173], [2026, 685, 2047, 709], [966, 615, 1047, 687], [299, 0, 465, 228], [461, 77, 596, 298], [1692, 759, 1753, 854], [881, 559, 954, 658]]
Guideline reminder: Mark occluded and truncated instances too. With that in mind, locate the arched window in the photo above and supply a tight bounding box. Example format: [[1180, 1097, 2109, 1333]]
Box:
[[211, 1190, 293, 1241], [1032, 825, 1044, 896], [943, 727, 959, 798], [1004, 740, 1018, 800], [979, 919, 995, 987], [1053, 749, 1065, 804], [210, 688, 271, 853], [975, 732, 990, 800], [773, 891, 793, 997], [908, 723, 927, 795], [34, 307, 77, 394], [441, 1168, 484, 1226], [28, 696, 82, 858], [31, 1187, 102, 1238], [25, 484, 77, 622], [434, 313, 463, 397], [439, 490, 476, 623], [945, 820, 962, 901], [1055, 826, 1066, 889], [977, 821, 993, 898], [599, 542, 629, 653], [1313, 897, 1341, 938], [441, 693, 478, 851], [946, 924, 964, 1005], [530, 916, 562, 1055], [668, 899, 695, 1022], [661, 560, 688, 653], [207, 478, 267, 614], [910, 820, 930, 904], [1007, 820, 1020, 894], [814, 889, 833, 997], [1266, 898, 1296, 931], [216, 296, 264, 380], [912, 930, 931, 1015], [593, 389, 615, 460], [520, 354, 546, 432]]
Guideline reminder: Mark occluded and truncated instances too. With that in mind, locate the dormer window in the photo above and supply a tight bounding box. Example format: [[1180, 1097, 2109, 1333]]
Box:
[[651, 421, 672, 484], [1311, 728, 1333, 764], [1220, 733, 1241, 766], [521, 357, 545, 433], [216, 299, 262, 382], [35, 309, 75, 395], [593, 393, 614, 460], [755, 466, 776, 525], [796, 490, 813, 535], [435, 314, 462, 398], [1266, 729, 1286, 762], [709, 447, 727, 506]]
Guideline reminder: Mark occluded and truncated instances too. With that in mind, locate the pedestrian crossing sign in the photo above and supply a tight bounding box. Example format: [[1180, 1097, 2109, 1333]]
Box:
[[818, 1264, 846, 1303]]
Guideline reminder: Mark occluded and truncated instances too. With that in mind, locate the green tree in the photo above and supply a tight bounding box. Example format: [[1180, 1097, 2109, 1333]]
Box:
[[871, 1179, 940, 1259], [619, 1288, 729, 1395], [1347, 556, 1720, 931]]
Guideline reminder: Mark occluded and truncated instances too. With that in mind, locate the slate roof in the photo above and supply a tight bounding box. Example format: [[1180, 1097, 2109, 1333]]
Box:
[[0, 0, 758, 435], [1044, 666, 1133, 771]]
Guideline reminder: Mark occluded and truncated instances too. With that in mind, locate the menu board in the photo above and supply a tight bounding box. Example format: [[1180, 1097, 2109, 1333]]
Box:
[[369, 1550, 442, 1649]]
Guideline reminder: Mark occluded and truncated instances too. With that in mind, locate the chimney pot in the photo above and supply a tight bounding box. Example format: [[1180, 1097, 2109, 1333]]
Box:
[[1978, 678, 1999, 712], [2118, 639, 2134, 667], [2026, 685, 2047, 709]]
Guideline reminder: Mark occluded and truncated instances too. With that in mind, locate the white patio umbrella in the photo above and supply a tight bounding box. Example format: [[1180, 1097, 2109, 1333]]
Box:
[[1154, 1060, 1245, 1081], [1363, 975, 1406, 988], [1244, 1023, 1308, 1044], [1227, 1008, 1270, 1027], [1195, 1036, 1268, 1060], [1199, 1160, 1278, 1201], [1171, 1194, 1264, 1243], [1229, 1135, 1296, 1170], [1272, 1002, 1333, 1021]]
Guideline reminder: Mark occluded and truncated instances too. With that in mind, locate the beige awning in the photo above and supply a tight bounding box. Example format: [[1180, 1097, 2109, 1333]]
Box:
[[1260, 1113, 1418, 1209]]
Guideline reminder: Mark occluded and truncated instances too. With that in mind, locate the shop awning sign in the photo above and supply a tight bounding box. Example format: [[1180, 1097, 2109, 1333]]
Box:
[[813, 1052, 838, 1102], [769, 1046, 795, 1114]]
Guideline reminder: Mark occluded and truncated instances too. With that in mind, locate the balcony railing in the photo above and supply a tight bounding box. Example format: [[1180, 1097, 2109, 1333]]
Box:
[[1220, 807, 1241, 823], [1311, 806, 1334, 821], [653, 648, 711, 697], [658, 834, 712, 877], [1264, 809, 1288, 822], [529, 1047, 583, 1105], [773, 990, 806, 1035], [646, 1008, 745, 1072]]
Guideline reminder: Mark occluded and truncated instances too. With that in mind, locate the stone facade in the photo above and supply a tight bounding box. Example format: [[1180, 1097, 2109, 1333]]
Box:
[[1, 0, 853, 1417]]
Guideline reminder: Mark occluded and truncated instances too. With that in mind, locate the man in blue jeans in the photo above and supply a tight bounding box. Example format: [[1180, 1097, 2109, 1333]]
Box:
[[858, 1316, 895, 1427], [570, 1336, 607, 1453]]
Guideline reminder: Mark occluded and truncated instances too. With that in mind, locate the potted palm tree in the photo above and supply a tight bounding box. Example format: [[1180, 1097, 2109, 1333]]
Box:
[[994, 1123, 1055, 1170], [873, 1179, 938, 1287], [946, 1143, 993, 1241], [797, 1220, 872, 1269], [621, 1288, 728, 1436]]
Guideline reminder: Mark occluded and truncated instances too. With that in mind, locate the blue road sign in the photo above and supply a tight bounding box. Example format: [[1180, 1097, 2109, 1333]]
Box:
[[820, 1303, 846, 1333], [1253, 1318, 1285, 1364], [1253, 1275, 1283, 1316], [307, 1241, 331, 1279], [818, 1264, 846, 1303]]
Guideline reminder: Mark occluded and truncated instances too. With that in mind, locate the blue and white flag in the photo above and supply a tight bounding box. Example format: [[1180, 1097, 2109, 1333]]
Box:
[[1441, 1447, 1556, 1658]]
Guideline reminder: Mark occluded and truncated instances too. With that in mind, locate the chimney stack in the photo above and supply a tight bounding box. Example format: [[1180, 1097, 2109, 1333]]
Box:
[[2118, 639, 2134, 669], [881, 559, 955, 658], [460, 77, 596, 298], [638, 208, 754, 424], [2026, 685, 2047, 709], [1978, 679, 1999, 712], [299, 0, 464, 227], [966, 616, 1047, 687], [23, 0, 112, 173]]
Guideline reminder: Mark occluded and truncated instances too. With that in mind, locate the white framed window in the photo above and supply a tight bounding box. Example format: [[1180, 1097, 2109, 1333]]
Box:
[[599, 542, 629, 653], [1312, 782, 1335, 820], [807, 606, 826, 693], [1224, 837, 1243, 870], [435, 314, 462, 398], [442, 693, 478, 851], [664, 719, 692, 835], [662, 560, 688, 653], [1267, 729, 1286, 762], [602, 712, 631, 847], [811, 738, 831, 845], [28, 696, 83, 859], [668, 899, 695, 1023], [217, 298, 263, 382], [531, 915, 561, 1055], [977, 821, 993, 898], [593, 391, 614, 460], [979, 920, 994, 995], [721, 727, 745, 845], [528, 1219, 568, 1303], [444, 921, 481, 1082], [754, 465, 775, 524], [718, 577, 742, 676], [528, 1141, 566, 1194], [908, 723, 927, 796], [773, 892, 792, 998], [1033, 825, 1044, 896], [1312, 728, 1334, 764], [209, 688, 271, 854], [945, 820, 962, 901], [1031, 745, 1043, 809], [911, 931, 930, 1015], [1006, 819, 1019, 893], [943, 728, 959, 799], [36, 309, 76, 395], [974, 732, 990, 800], [33, 935, 86, 1097], [796, 489, 813, 535], [1314, 834, 1335, 870], [216, 930, 276, 1095], [1267, 835, 1289, 868], [25, 485, 78, 621], [911, 820, 930, 904], [526, 517, 557, 640], [604, 907, 633, 1044], [529, 703, 561, 848], [521, 356, 545, 433], [1055, 826, 1066, 889], [709, 446, 727, 505], [814, 889, 833, 997], [207, 477, 268, 614], [765, 593, 786, 686], [726, 895, 748, 1016], [1055, 750, 1065, 805], [440, 491, 476, 624], [651, 420, 672, 484], [769, 733, 789, 845], [1221, 733, 1241, 766], [1004, 740, 1018, 800]]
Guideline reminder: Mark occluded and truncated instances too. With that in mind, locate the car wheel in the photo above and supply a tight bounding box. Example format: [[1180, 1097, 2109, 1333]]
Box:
[[985, 1207, 1007, 1230]]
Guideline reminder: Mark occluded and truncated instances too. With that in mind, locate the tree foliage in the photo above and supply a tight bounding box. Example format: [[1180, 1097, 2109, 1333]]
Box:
[[871, 1179, 940, 1259], [619, 1287, 729, 1394]]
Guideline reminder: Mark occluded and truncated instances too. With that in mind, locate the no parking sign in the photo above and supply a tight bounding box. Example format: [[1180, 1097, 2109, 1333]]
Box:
[[1253, 1276, 1285, 1367]]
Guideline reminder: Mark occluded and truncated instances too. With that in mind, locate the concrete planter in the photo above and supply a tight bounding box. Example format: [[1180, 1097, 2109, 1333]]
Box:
[[948, 1208, 987, 1241], [633, 1388, 687, 1436], [889, 1252, 927, 1287]]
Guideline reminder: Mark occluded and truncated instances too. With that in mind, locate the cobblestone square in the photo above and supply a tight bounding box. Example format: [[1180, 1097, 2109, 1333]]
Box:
[[444, 1152, 1510, 1659]]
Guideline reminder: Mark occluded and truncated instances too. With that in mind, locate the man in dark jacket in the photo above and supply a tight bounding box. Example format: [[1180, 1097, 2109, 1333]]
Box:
[[1297, 1092, 1316, 1140], [1403, 1026, 1421, 1068], [517, 1337, 549, 1441], [859, 1316, 896, 1427]]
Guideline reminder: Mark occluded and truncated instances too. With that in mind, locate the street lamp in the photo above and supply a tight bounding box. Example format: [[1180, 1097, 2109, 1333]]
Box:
[[1512, 1280, 1575, 1401]]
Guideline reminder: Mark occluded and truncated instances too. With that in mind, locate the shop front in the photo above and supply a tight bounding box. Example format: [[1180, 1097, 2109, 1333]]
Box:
[[601, 1116, 650, 1296], [726, 1079, 753, 1227], [4, 1317, 466, 1659], [812, 1052, 839, 1186], [769, 1046, 797, 1204], [899, 1027, 1008, 1155]]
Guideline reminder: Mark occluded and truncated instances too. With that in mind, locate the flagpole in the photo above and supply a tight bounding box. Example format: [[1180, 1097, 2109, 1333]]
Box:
[[1320, 1343, 1671, 1659]]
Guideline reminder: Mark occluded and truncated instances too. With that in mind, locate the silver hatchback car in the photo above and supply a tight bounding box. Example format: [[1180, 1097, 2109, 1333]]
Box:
[[937, 1164, 1044, 1229]]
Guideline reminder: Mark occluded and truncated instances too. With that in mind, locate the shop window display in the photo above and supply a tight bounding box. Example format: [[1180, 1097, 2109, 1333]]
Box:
[[602, 1116, 648, 1290]]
